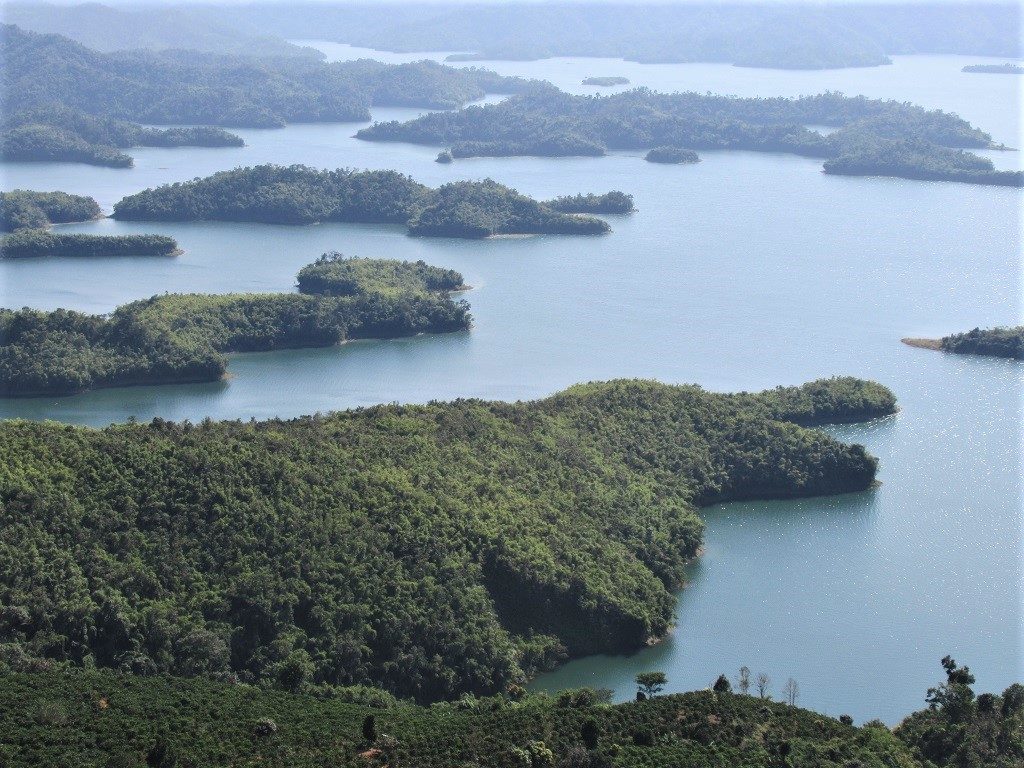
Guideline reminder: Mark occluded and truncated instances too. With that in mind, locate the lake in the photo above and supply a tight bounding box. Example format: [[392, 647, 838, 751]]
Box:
[[0, 49, 1020, 724]]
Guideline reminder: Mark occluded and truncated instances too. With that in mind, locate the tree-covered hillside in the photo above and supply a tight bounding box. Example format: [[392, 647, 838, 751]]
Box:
[[0, 190, 101, 232], [0, 231, 180, 259], [941, 327, 1024, 359], [0, 24, 532, 166], [0, 377, 894, 699], [112, 165, 614, 237], [0, 670, 941, 768], [0, 255, 470, 395], [357, 88, 1021, 186]]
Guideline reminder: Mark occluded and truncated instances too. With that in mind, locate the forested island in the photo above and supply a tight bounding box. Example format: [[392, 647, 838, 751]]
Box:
[[2, 656, 1018, 768], [112, 165, 614, 237], [1, 24, 533, 166], [0, 376, 892, 696], [357, 88, 1022, 186], [0, 255, 469, 395], [545, 191, 635, 214], [583, 76, 630, 86], [962, 63, 1023, 74], [903, 326, 1024, 360], [645, 147, 700, 164], [0, 230, 180, 259], [0, 189, 101, 231]]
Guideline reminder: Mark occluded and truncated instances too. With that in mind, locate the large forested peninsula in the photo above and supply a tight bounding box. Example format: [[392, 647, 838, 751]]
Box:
[[0, 377, 893, 698], [7, 658, 1019, 768], [0, 256, 470, 396], [0, 230, 180, 259], [903, 326, 1024, 360], [0, 190, 101, 231], [112, 165, 613, 237], [357, 88, 1021, 186], [0, 24, 532, 166]]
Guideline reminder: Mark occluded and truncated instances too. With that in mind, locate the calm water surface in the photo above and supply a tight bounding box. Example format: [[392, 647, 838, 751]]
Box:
[[1, 51, 1020, 723]]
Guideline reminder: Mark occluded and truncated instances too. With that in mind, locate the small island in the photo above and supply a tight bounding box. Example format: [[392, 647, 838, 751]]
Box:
[[0, 230, 180, 259], [544, 191, 635, 214], [434, 149, 453, 164], [645, 146, 701, 164], [1, 190, 102, 231], [582, 76, 630, 86], [0, 255, 471, 396], [962, 63, 1024, 74], [903, 326, 1023, 360], [113, 165, 613, 238]]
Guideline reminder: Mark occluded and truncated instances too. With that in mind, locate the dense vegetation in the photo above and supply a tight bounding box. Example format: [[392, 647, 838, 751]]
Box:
[[544, 192, 634, 214], [582, 76, 630, 86], [296, 253, 467, 296], [895, 657, 1024, 768], [0, 190, 101, 231], [102, 2, 1023, 70], [0, 377, 893, 696], [0, 256, 470, 395], [940, 326, 1024, 359], [112, 165, 612, 237], [0, 23, 533, 166], [0, 669, 955, 768], [645, 147, 700, 164], [358, 88, 1021, 185], [962, 63, 1023, 74], [0, 231, 179, 259]]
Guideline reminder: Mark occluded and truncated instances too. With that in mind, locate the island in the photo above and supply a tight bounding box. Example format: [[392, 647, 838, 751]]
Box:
[[0, 375, 894, 698], [2, 656, 1017, 768], [0, 189, 101, 231], [582, 76, 630, 86], [962, 63, 1024, 74], [903, 326, 1023, 359], [0, 231, 180, 259], [356, 88, 1022, 186], [1, 24, 534, 167], [645, 146, 701, 164], [0, 255, 471, 396], [435, 149, 454, 164], [112, 165, 614, 238], [544, 191, 635, 214]]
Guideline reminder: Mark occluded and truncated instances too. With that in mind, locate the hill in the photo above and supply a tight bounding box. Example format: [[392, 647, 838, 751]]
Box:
[[0, 377, 894, 698]]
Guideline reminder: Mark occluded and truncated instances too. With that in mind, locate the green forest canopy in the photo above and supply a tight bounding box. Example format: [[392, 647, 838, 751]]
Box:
[[0, 189, 101, 231], [357, 88, 1021, 186], [0, 24, 533, 166], [112, 165, 614, 237], [0, 377, 894, 699], [0, 255, 470, 396], [0, 230, 179, 259]]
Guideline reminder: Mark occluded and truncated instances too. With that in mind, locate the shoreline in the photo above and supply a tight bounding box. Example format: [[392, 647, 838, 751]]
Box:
[[901, 337, 943, 351]]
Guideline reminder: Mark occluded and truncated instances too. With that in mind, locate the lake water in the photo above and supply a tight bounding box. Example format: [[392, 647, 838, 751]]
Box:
[[1, 49, 1020, 724]]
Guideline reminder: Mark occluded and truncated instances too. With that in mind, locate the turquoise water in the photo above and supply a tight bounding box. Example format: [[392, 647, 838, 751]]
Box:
[[0, 51, 1020, 723]]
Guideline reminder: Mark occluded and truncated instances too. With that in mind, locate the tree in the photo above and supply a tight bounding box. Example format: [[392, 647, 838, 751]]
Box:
[[581, 718, 600, 750], [737, 666, 751, 695], [926, 656, 976, 722], [713, 674, 732, 693], [783, 678, 799, 706], [146, 735, 176, 768], [635, 672, 667, 698], [276, 649, 313, 693], [756, 673, 771, 699], [362, 714, 377, 744]]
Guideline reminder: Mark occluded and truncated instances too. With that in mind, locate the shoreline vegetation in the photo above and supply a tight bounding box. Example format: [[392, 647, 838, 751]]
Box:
[[2, 659, 1020, 768], [0, 189, 102, 231], [582, 76, 630, 86], [356, 88, 1023, 186], [0, 254, 471, 396], [0, 230, 180, 259], [962, 63, 1023, 74], [645, 147, 701, 164], [902, 326, 1023, 360], [1, 23, 535, 167], [111, 164, 615, 237], [0, 376, 895, 698]]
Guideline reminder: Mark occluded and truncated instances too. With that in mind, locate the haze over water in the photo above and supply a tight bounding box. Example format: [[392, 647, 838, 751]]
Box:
[[1, 49, 1020, 723]]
